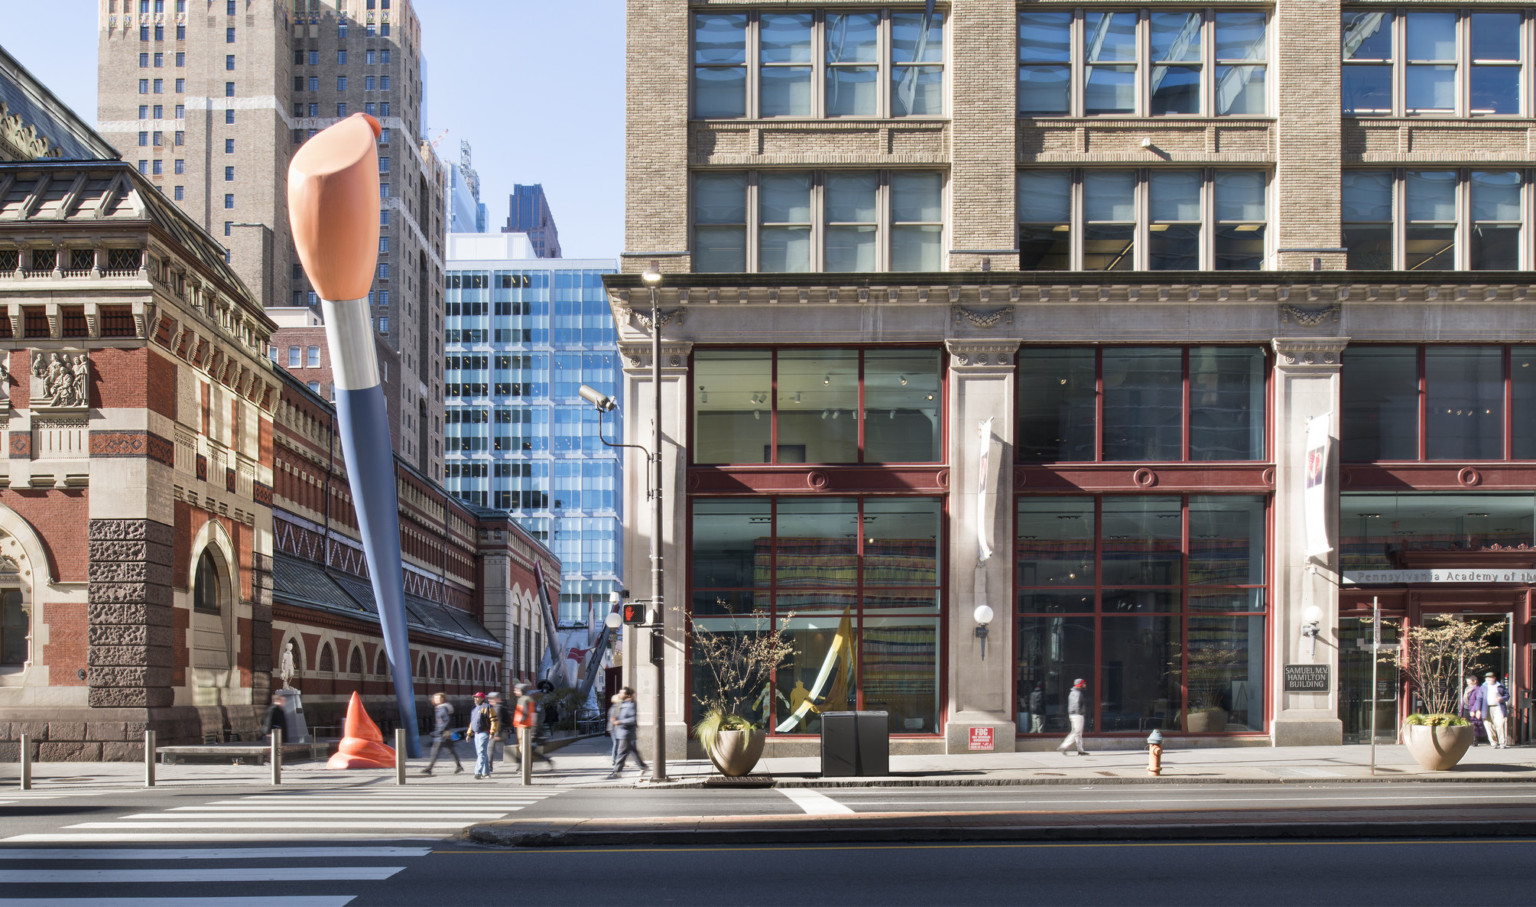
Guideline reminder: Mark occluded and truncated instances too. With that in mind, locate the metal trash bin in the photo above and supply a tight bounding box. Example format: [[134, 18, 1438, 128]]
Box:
[[820, 710, 889, 777]]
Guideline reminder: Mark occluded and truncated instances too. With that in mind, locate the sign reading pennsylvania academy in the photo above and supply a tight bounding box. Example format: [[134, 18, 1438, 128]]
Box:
[[1343, 569, 1536, 585]]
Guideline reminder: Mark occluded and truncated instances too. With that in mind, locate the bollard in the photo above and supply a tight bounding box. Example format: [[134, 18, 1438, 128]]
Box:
[[520, 726, 532, 787], [144, 729, 156, 788], [395, 729, 406, 785], [270, 727, 282, 786], [19, 733, 30, 791]]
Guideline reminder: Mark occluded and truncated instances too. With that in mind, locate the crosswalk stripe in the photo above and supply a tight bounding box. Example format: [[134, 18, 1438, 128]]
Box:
[[0, 867, 403, 883], [0, 898, 354, 907], [0, 846, 431, 860], [67, 821, 475, 830], [5, 833, 441, 843]]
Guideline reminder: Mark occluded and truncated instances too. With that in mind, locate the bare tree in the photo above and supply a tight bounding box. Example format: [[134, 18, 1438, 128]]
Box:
[[1377, 616, 1497, 717]]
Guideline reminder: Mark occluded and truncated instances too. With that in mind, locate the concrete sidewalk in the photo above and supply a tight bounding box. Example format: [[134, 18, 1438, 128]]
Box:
[[2, 733, 1534, 792]]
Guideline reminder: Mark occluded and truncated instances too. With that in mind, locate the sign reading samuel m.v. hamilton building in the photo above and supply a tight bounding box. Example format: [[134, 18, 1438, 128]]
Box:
[[1284, 664, 1331, 693]]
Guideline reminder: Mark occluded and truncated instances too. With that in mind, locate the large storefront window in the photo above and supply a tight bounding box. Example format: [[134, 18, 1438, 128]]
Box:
[[690, 496, 942, 735], [693, 348, 942, 465], [1018, 346, 1267, 463], [1340, 492, 1535, 573], [1016, 495, 1267, 734], [1342, 345, 1536, 461]]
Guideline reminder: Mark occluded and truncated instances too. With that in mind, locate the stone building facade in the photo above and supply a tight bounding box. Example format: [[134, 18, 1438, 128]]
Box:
[[95, 0, 448, 479], [613, 0, 1536, 756]]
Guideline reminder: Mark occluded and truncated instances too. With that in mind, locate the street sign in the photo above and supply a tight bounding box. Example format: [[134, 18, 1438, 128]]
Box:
[[967, 727, 994, 751], [1284, 664, 1331, 692]]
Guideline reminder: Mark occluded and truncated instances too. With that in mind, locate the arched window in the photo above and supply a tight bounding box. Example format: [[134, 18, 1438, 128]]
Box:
[[417, 653, 429, 677], [318, 642, 335, 673], [375, 651, 388, 676], [434, 655, 446, 679], [349, 647, 364, 675], [192, 550, 221, 614], [0, 554, 26, 667]]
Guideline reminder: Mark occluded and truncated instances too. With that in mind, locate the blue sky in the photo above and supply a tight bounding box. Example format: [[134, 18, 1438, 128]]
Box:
[[0, 0, 626, 259]]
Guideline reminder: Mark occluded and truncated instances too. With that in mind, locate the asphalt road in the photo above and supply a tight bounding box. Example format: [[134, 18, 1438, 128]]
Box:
[[7, 782, 1536, 904]]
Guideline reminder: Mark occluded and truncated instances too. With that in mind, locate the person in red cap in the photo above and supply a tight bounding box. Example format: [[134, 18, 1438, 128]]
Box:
[[466, 692, 498, 779], [1057, 678, 1090, 756]]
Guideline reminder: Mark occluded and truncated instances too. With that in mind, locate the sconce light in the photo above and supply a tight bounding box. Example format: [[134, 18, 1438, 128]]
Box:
[[974, 603, 995, 658], [1301, 605, 1323, 658], [605, 589, 629, 631]]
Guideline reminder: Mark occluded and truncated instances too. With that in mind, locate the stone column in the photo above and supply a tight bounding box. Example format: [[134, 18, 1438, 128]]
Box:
[[1271, 338, 1348, 746], [619, 333, 693, 759], [944, 340, 1020, 753], [1274, 0, 1346, 270], [87, 518, 175, 710], [948, 0, 1020, 272]]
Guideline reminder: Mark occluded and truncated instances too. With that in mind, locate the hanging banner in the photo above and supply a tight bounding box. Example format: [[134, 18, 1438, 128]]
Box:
[[977, 418, 994, 563], [1304, 413, 1332, 558]]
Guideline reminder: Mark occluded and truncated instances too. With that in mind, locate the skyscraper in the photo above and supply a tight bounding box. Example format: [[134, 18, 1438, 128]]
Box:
[[96, 0, 447, 477], [449, 140, 486, 233], [501, 183, 561, 259], [444, 232, 619, 623]]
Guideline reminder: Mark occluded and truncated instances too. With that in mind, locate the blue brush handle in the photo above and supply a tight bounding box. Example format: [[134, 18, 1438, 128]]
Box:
[[324, 297, 420, 757]]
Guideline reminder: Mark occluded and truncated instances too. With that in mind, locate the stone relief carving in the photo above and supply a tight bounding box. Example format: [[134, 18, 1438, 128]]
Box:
[[952, 306, 1013, 329], [1279, 303, 1342, 327], [0, 101, 59, 161], [30, 351, 89, 408]]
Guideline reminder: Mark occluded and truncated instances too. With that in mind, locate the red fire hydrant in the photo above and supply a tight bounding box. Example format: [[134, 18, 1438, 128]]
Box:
[[1147, 729, 1164, 776]]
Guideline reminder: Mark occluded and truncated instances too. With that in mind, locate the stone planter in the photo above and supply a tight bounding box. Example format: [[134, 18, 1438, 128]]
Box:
[[1403, 723, 1474, 771], [707, 728, 766, 777], [1185, 709, 1227, 733]]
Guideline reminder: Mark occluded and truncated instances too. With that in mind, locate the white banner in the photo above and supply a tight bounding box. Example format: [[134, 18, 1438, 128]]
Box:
[[977, 418, 994, 563], [1304, 413, 1332, 558]]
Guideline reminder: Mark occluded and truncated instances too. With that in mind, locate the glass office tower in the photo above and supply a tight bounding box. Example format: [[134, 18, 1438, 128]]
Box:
[[445, 233, 620, 623]]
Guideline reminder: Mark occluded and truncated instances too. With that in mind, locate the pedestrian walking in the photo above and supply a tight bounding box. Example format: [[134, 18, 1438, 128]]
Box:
[[1462, 676, 1487, 746], [466, 692, 498, 779], [486, 691, 514, 773], [262, 692, 293, 742], [420, 692, 464, 775], [1481, 671, 1510, 749], [1029, 682, 1046, 734], [1057, 678, 1090, 756], [607, 686, 649, 778], [511, 683, 555, 770], [607, 692, 624, 763]]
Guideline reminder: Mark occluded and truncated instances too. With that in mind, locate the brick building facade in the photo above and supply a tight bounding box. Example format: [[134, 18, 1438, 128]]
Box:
[[0, 46, 558, 759]]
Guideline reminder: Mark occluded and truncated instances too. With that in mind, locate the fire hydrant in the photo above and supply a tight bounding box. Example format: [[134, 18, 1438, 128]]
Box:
[[1147, 729, 1164, 776]]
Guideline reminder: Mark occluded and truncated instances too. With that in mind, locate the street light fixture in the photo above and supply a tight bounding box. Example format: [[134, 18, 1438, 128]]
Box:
[[578, 258, 669, 782]]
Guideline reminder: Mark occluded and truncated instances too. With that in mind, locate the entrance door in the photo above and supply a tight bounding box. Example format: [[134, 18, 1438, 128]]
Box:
[[1340, 615, 1399, 745], [1416, 611, 1512, 719]]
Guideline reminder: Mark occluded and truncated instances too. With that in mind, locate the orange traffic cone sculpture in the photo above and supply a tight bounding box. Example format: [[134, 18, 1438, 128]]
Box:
[[327, 691, 397, 769]]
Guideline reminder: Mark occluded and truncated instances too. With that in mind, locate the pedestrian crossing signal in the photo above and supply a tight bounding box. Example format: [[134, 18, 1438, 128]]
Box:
[[622, 603, 646, 625]]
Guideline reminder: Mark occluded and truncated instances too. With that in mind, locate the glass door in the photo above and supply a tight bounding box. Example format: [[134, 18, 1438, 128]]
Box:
[[1339, 614, 1399, 744]]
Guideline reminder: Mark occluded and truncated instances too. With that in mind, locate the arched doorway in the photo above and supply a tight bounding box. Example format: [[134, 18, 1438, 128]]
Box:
[[190, 547, 236, 695]]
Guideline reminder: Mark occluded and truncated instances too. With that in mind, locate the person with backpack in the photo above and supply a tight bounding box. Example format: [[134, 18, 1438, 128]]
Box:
[[420, 692, 464, 775], [512, 683, 555, 771], [466, 692, 499, 779], [485, 691, 514, 774]]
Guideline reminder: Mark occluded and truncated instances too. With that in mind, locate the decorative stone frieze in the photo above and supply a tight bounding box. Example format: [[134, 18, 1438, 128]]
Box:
[[1273, 337, 1350, 369], [619, 340, 694, 371], [946, 340, 1020, 370], [28, 350, 88, 410]]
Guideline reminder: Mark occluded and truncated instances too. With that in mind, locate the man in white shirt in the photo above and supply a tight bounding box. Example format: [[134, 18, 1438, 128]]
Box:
[[1481, 672, 1510, 750]]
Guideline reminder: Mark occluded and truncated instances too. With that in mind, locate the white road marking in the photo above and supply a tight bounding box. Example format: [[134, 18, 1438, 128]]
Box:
[[778, 788, 855, 815], [0, 867, 402, 883], [127, 811, 513, 819], [66, 821, 474, 830], [0, 846, 430, 860], [0, 900, 354, 907], [4, 833, 441, 843]]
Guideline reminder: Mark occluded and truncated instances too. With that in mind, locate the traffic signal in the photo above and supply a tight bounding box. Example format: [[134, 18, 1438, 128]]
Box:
[[622, 603, 646, 625]]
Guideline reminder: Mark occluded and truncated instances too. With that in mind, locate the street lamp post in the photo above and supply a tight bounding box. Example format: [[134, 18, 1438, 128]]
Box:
[[579, 263, 668, 782]]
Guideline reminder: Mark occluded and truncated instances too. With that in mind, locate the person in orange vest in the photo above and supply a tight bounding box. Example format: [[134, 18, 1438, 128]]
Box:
[[511, 683, 556, 770]]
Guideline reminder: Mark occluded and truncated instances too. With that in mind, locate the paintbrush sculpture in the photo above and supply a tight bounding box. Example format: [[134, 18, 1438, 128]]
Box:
[[288, 113, 420, 756]]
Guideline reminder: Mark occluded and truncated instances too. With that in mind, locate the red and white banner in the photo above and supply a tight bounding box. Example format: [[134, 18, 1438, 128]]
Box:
[[1305, 414, 1332, 558]]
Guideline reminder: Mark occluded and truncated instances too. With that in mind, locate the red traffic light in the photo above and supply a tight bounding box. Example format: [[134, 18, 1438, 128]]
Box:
[[622, 604, 645, 625]]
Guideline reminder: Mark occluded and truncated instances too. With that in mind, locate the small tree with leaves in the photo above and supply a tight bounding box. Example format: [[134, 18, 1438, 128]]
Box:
[[1376, 616, 1498, 717], [688, 608, 797, 751]]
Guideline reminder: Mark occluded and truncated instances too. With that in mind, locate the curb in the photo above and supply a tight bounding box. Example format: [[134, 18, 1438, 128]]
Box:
[[463, 818, 1536, 848], [562, 769, 1536, 790]]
